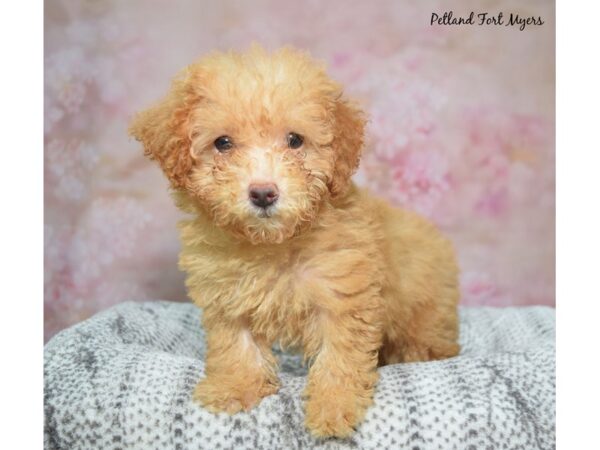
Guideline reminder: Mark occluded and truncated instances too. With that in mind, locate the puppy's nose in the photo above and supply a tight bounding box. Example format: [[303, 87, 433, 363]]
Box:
[[249, 183, 279, 208]]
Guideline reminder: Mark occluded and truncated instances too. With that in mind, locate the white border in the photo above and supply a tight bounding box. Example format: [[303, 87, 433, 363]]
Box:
[[556, 0, 600, 447], [0, 1, 43, 448]]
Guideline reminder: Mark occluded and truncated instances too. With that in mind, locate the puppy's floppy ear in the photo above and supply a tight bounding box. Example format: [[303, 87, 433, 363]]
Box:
[[129, 66, 203, 190], [328, 96, 366, 198]]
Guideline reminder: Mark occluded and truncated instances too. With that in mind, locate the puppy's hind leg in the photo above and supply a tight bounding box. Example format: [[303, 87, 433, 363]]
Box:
[[380, 303, 460, 365]]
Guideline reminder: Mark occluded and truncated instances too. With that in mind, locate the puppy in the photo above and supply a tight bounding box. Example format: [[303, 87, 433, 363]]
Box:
[[130, 46, 460, 438]]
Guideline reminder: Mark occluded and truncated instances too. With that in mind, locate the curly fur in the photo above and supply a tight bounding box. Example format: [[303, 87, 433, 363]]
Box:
[[130, 45, 460, 438]]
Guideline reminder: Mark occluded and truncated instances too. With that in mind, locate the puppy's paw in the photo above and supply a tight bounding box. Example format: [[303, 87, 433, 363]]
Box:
[[304, 387, 372, 438], [193, 376, 279, 414], [402, 340, 460, 363]]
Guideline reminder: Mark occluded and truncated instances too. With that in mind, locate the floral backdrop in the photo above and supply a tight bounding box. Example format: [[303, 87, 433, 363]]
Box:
[[44, 0, 555, 341]]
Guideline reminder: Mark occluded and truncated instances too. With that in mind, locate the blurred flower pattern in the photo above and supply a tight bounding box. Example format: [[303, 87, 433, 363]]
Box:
[[44, 0, 555, 340]]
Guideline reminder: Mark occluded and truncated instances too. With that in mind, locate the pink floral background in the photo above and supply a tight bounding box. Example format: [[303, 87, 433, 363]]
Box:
[[44, 0, 555, 341]]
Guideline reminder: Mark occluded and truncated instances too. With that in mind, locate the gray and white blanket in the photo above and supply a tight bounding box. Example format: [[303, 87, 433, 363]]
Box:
[[44, 301, 555, 449]]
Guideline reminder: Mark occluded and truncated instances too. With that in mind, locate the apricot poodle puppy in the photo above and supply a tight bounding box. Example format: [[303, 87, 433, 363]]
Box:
[[130, 46, 460, 438]]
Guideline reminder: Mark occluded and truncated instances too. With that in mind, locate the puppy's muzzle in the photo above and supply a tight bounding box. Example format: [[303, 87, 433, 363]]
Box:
[[249, 183, 279, 209]]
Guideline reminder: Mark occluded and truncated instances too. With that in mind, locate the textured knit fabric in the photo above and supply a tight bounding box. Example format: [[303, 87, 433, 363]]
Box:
[[44, 301, 555, 449]]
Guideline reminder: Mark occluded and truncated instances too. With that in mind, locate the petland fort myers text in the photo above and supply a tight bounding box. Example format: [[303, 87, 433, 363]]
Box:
[[431, 11, 545, 31]]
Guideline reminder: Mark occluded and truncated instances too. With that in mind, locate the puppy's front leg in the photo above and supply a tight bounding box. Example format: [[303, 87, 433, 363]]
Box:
[[304, 301, 383, 438], [193, 316, 279, 414]]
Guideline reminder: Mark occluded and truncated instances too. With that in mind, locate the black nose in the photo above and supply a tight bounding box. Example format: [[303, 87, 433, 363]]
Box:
[[249, 183, 279, 208]]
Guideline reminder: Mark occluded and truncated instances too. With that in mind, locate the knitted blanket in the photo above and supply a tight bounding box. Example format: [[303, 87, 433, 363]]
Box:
[[44, 301, 555, 449]]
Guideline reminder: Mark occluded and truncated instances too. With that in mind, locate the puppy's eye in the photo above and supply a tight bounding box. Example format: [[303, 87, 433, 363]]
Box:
[[287, 132, 304, 149], [214, 136, 234, 152]]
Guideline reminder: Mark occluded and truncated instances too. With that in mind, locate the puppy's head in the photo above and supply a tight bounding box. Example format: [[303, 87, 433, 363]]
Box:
[[130, 46, 365, 244]]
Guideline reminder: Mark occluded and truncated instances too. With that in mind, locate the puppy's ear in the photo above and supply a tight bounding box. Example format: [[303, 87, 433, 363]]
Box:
[[129, 67, 203, 190], [328, 97, 366, 198]]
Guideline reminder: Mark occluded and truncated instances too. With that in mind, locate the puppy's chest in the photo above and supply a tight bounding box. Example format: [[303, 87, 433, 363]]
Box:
[[184, 234, 383, 342], [191, 247, 331, 336], [224, 253, 315, 323], [227, 248, 381, 345]]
